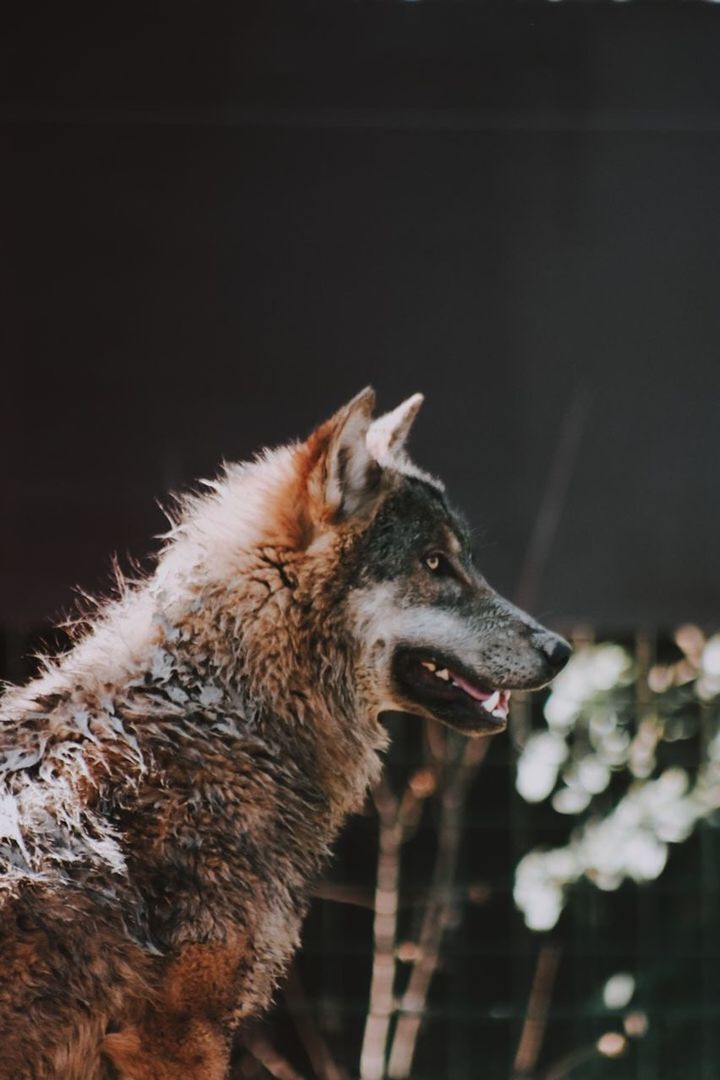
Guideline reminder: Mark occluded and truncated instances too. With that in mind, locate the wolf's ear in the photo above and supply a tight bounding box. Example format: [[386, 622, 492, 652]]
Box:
[[306, 387, 382, 523], [366, 392, 424, 463]]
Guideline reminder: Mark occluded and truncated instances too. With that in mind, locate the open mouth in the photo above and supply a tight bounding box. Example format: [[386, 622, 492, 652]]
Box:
[[392, 647, 511, 732]]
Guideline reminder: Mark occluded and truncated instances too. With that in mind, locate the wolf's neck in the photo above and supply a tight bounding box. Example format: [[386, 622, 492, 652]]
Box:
[[46, 559, 383, 827], [151, 565, 386, 824]]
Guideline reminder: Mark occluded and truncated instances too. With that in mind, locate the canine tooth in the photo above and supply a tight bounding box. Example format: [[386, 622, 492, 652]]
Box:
[[482, 691, 500, 713], [434, 669, 450, 681], [420, 661, 437, 672]]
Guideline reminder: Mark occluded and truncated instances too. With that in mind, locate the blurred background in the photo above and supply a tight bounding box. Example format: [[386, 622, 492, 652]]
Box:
[[3, 3, 720, 1077]]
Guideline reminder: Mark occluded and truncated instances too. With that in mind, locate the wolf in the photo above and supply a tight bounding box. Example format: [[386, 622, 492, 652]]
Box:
[[0, 389, 569, 1078]]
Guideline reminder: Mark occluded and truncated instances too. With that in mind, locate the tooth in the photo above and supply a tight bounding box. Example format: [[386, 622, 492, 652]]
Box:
[[482, 691, 500, 713], [435, 669, 450, 681], [420, 661, 437, 672], [494, 692, 511, 716]]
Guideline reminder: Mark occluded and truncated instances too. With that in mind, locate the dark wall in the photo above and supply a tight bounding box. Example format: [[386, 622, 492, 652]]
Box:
[[3, 4, 720, 633]]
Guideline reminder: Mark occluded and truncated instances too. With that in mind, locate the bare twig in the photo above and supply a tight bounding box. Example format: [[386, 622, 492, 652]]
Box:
[[234, 1051, 264, 1078], [311, 881, 376, 910], [359, 777, 403, 1080], [285, 966, 348, 1080], [386, 733, 492, 1079], [315, 877, 479, 912], [513, 943, 562, 1077], [241, 1027, 305, 1080], [542, 1042, 604, 1080]]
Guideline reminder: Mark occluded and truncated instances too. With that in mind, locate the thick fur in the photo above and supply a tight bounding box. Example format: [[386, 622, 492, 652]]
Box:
[[0, 390, 567, 1078]]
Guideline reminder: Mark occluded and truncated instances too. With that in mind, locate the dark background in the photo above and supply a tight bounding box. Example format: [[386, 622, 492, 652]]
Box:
[[3, 2, 720, 642], [3, 6, 720, 1079]]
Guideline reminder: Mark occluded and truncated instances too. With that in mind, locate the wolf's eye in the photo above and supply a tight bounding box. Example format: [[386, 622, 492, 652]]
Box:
[[424, 552, 452, 575]]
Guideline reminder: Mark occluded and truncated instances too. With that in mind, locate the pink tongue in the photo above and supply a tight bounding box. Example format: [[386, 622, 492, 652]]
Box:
[[449, 670, 492, 702]]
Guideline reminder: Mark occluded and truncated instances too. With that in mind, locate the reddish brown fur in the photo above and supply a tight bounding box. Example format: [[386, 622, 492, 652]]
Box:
[[102, 937, 248, 1079]]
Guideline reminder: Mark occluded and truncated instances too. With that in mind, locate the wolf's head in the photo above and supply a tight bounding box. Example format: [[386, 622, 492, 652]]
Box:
[[291, 388, 570, 737]]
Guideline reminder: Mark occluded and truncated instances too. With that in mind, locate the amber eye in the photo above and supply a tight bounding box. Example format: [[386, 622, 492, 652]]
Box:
[[424, 552, 459, 578]]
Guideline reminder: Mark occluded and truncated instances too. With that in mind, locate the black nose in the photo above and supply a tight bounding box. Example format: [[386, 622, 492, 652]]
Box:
[[539, 634, 572, 673]]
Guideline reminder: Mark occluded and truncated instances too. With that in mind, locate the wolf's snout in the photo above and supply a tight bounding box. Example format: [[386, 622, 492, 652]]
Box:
[[533, 631, 572, 675]]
